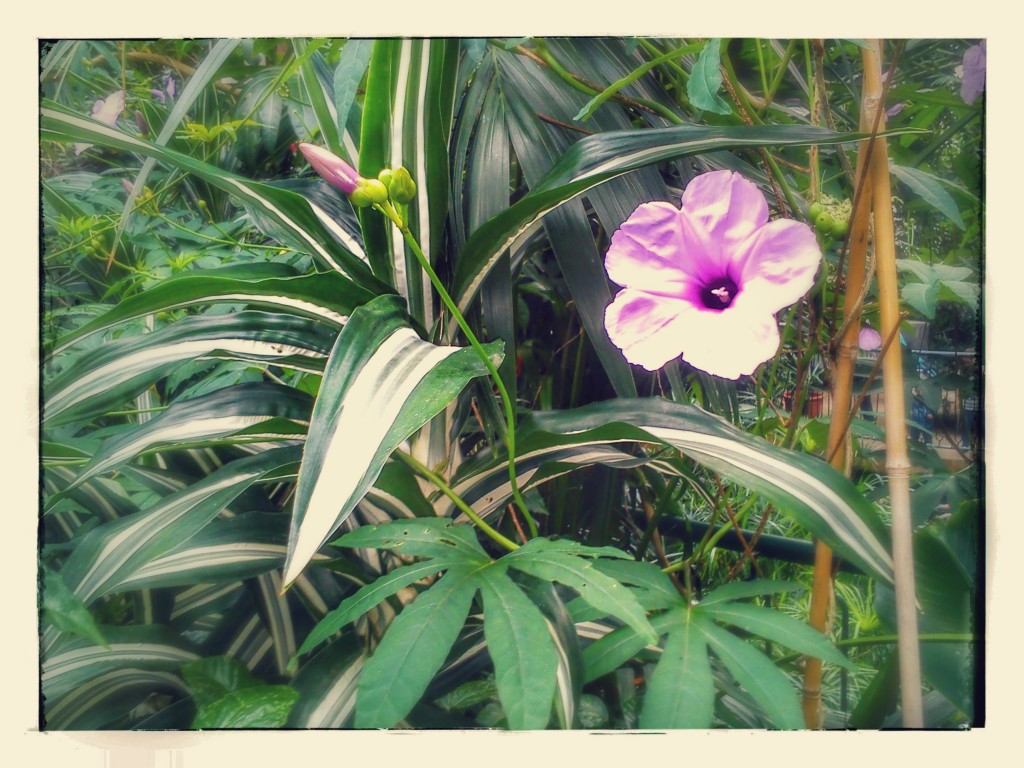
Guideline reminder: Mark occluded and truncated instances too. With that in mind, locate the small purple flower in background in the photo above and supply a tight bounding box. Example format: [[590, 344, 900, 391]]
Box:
[[75, 89, 125, 155], [859, 327, 882, 351], [960, 40, 986, 106], [151, 75, 177, 104], [603, 170, 822, 380]]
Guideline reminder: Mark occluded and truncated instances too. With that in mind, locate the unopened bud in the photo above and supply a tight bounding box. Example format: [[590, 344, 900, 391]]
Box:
[[298, 143, 362, 196], [356, 178, 389, 205], [377, 168, 394, 189], [389, 166, 417, 205], [134, 110, 149, 136]]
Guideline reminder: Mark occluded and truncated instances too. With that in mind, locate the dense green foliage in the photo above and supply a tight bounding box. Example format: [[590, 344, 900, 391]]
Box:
[[40, 38, 981, 730]]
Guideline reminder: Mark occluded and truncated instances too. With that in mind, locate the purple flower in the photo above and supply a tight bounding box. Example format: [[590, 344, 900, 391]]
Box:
[[75, 89, 125, 155], [859, 327, 882, 351], [299, 143, 362, 196], [603, 170, 822, 380], [960, 41, 986, 106]]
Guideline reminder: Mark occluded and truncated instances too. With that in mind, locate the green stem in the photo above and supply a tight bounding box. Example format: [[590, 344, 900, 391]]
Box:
[[759, 39, 799, 117], [396, 450, 519, 552], [375, 201, 538, 539]]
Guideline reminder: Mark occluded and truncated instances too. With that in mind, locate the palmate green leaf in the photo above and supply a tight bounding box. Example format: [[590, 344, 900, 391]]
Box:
[[454, 124, 877, 313], [688, 39, 733, 115], [355, 566, 479, 728], [640, 611, 715, 729], [44, 312, 332, 427], [333, 517, 490, 561], [49, 263, 371, 357], [697, 620, 805, 730], [478, 568, 559, 730], [69, 383, 312, 492], [282, 295, 502, 586], [296, 558, 463, 660], [699, 603, 855, 671], [505, 541, 658, 644], [581, 611, 678, 683], [40, 100, 387, 293], [699, 579, 805, 606]]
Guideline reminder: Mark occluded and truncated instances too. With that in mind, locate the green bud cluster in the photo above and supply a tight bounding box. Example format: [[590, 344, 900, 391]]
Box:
[[808, 194, 852, 240], [350, 178, 390, 208]]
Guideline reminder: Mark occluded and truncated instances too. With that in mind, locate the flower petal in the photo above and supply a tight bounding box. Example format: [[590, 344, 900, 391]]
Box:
[[604, 289, 695, 371], [675, 304, 782, 380], [605, 201, 706, 296], [733, 218, 821, 314], [680, 170, 769, 248]]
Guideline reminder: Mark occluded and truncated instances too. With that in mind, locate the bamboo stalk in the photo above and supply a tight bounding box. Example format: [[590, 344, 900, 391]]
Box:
[[862, 39, 924, 727], [801, 94, 875, 728]]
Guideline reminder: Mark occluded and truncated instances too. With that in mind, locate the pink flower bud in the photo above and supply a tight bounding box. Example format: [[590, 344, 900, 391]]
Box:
[[298, 143, 362, 196]]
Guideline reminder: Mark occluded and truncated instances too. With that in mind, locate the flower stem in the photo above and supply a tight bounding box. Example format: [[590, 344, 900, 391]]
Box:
[[374, 201, 539, 540], [395, 450, 519, 552]]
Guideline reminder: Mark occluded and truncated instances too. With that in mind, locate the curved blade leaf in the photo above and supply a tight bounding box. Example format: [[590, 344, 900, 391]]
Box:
[[640, 611, 715, 729], [454, 124, 878, 312], [283, 295, 502, 586]]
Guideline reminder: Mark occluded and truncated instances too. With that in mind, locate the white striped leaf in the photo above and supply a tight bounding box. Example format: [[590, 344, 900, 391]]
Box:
[[49, 263, 370, 357], [43, 667, 191, 730], [358, 39, 460, 328], [288, 637, 366, 727], [45, 312, 332, 427], [282, 294, 502, 586], [40, 100, 388, 293], [55, 447, 301, 612], [453, 400, 895, 585], [69, 382, 312, 491], [42, 625, 199, 703]]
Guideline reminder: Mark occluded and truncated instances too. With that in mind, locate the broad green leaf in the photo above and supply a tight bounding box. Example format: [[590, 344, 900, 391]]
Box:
[[591, 559, 681, 611], [582, 611, 678, 682], [505, 545, 657, 643], [70, 383, 312, 491], [355, 567, 479, 728], [296, 557, 462, 659], [332, 518, 490, 561], [283, 295, 501, 586], [49, 264, 370, 357], [454, 124, 887, 313], [182, 655, 263, 707], [640, 611, 715, 729], [193, 685, 300, 729], [479, 568, 559, 730], [40, 100, 387, 292], [698, 620, 805, 729], [41, 567, 107, 649], [687, 39, 733, 115], [891, 164, 965, 230], [699, 602, 855, 670], [333, 40, 373, 164], [294, 39, 343, 157]]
